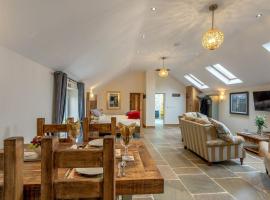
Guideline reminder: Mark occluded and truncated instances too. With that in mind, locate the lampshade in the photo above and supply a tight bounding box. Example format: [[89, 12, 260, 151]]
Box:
[[202, 4, 224, 50], [158, 68, 169, 78], [202, 28, 224, 50]]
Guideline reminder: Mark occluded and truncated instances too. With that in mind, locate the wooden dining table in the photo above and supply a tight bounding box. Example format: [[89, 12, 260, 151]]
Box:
[[0, 140, 164, 199]]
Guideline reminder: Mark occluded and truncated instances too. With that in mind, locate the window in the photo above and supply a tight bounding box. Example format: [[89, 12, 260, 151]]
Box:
[[61, 79, 79, 138], [184, 74, 209, 89], [206, 64, 242, 85], [262, 42, 270, 52], [64, 79, 79, 122]]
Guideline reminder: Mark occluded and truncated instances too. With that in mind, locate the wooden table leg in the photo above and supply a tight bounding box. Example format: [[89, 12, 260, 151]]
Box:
[[258, 141, 268, 157]]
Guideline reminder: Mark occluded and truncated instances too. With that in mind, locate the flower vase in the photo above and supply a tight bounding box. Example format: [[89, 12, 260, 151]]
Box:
[[34, 146, 41, 157], [257, 126, 263, 135]]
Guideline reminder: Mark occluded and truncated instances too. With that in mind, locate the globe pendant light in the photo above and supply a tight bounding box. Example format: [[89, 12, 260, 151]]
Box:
[[157, 57, 170, 78], [202, 4, 224, 50]]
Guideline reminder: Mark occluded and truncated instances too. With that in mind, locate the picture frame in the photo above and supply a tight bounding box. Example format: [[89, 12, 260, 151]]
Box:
[[107, 91, 121, 110], [230, 92, 249, 115]]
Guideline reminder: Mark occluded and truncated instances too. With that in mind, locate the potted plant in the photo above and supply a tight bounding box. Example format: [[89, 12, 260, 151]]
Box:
[[255, 115, 267, 135]]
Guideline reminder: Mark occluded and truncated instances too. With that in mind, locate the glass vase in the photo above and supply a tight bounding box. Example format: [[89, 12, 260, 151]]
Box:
[[257, 126, 263, 135]]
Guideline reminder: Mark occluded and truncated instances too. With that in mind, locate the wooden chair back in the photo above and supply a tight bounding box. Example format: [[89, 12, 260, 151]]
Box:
[[4, 137, 24, 200], [82, 117, 116, 142], [41, 135, 115, 200], [37, 118, 74, 142]]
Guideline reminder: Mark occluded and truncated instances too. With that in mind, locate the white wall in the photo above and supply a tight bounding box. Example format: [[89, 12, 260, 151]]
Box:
[[156, 75, 186, 124], [93, 71, 145, 115], [0, 46, 53, 146], [145, 70, 156, 127], [219, 84, 270, 134]]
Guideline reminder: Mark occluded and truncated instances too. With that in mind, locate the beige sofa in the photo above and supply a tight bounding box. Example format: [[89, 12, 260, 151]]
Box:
[[264, 141, 270, 175], [180, 118, 246, 165]]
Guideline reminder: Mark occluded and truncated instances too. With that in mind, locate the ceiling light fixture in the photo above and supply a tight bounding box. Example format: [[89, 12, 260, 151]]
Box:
[[151, 7, 156, 11], [156, 57, 170, 78], [202, 4, 224, 50]]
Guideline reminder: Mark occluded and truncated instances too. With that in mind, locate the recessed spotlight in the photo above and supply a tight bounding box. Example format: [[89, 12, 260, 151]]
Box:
[[256, 13, 262, 18], [173, 42, 181, 47], [151, 7, 156, 11], [141, 34, 145, 39]]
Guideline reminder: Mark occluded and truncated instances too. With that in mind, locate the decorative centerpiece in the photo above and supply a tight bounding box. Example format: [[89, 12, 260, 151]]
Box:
[[255, 115, 267, 135], [67, 120, 81, 143], [119, 123, 136, 156], [29, 136, 42, 156]]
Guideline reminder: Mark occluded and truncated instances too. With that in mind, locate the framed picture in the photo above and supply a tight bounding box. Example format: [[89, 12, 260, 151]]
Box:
[[230, 92, 249, 115], [107, 91, 121, 110]]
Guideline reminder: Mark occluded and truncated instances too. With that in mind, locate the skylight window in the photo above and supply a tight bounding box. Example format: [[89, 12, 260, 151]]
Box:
[[206, 64, 242, 85], [262, 42, 270, 52], [184, 74, 209, 89]]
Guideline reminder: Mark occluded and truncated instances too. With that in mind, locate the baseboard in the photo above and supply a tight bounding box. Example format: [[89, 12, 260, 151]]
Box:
[[164, 124, 179, 127], [143, 123, 155, 128]]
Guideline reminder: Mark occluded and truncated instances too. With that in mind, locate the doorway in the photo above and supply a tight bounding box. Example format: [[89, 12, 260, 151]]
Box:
[[155, 93, 165, 125]]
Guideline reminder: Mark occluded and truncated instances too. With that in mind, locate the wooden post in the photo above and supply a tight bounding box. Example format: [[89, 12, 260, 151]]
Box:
[[41, 137, 58, 200], [0, 150, 3, 171], [4, 137, 24, 200], [111, 117, 116, 136], [37, 118, 45, 136], [103, 136, 115, 200], [83, 117, 90, 142]]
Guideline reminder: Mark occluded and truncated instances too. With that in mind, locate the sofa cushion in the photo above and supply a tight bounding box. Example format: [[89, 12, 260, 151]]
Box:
[[209, 118, 235, 143], [183, 112, 198, 118], [194, 118, 211, 125], [184, 116, 196, 122], [197, 112, 209, 120]]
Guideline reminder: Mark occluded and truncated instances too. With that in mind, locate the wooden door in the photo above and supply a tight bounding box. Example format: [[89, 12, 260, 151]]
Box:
[[130, 93, 141, 111]]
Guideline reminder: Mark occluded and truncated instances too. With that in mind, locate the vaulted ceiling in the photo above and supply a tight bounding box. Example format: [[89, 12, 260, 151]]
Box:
[[0, 0, 270, 91]]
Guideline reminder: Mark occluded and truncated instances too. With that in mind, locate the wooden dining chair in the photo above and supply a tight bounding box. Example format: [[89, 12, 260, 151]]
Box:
[[82, 117, 116, 142], [37, 118, 74, 142], [41, 135, 115, 200], [4, 137, 24, 200]]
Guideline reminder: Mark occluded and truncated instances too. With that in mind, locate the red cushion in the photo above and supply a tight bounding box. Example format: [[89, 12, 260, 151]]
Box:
[[127, 111, 140, 119]]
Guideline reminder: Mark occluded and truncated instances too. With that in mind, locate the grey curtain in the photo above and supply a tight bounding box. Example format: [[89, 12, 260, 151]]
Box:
[[52, 71, 67, 124], [77, 82, 85, 121]]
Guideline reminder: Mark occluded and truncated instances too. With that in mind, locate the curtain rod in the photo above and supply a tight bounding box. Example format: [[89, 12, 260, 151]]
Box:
[[50, 71, 79, 83]]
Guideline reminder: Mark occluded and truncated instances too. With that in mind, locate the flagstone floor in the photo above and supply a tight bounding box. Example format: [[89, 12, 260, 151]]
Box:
[[133, 125, 270, 200]]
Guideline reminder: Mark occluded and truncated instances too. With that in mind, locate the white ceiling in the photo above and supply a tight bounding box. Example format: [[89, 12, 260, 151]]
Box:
[[0, 0, 270, 91]]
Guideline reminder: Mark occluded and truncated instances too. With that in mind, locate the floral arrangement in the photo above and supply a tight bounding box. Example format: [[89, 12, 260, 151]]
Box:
[[29, 136, 42, 149], [255, 115, 267, 134], [67, 120, 81, 139], [119, 123, 136, 137]]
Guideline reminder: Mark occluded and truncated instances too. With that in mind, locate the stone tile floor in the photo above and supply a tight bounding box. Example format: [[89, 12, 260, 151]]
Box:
[[133, 125, 270, 200]]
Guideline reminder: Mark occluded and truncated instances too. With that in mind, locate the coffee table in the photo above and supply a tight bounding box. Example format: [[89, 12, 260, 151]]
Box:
[[237, 132, 269, 156]]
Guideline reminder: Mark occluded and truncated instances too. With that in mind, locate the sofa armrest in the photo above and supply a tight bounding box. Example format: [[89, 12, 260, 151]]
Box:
[[206, 136, 245, 147]]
